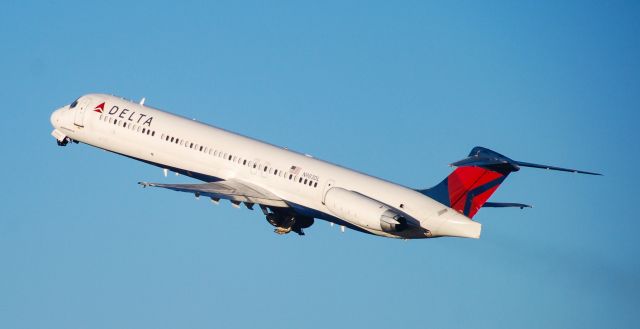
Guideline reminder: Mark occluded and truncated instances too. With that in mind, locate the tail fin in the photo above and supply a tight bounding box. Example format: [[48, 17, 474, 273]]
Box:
[[419, 146, 600, 219]]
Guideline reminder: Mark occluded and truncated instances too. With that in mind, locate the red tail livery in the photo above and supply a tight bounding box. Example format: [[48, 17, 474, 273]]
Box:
[[419, 147, 600, 219]]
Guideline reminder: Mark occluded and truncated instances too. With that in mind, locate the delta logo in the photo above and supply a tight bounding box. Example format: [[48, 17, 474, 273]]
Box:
[[92, 101, 154, 126], [94, 102, 105, 113]]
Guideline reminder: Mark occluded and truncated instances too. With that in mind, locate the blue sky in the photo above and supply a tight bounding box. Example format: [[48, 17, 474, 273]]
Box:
[[1, 1, 638, 328]]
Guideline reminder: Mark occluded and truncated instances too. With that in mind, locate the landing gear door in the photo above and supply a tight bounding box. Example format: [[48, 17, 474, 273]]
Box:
[[73, 97, 91, 127]]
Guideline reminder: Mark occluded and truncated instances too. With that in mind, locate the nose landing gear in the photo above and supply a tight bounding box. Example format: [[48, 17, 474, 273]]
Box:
[[52, 129, 76, 147], [56, 137, 70, 146], [55, 137, 77, 146]]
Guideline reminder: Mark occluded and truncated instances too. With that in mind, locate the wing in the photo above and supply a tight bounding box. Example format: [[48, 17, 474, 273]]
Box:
[[138, 179, 289, 208]]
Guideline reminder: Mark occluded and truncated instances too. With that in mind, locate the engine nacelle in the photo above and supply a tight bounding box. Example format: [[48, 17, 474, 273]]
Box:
[[323, 187, 411, 233]]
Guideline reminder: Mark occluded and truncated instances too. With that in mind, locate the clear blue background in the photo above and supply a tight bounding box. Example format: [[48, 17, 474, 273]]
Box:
[[1, 1, 638, 328]]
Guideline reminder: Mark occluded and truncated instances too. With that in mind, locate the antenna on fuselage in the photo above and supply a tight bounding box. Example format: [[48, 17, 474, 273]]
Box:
[[139, 97, 146, 106]]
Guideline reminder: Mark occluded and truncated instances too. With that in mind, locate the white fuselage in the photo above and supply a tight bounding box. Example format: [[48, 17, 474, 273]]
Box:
[[50, 94, 481, 239]]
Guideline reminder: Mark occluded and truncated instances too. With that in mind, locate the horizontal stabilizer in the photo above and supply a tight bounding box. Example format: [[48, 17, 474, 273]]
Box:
[[451, 146, 602, 176], [483, 202, 532, 209], [513, 161, 602, 176]]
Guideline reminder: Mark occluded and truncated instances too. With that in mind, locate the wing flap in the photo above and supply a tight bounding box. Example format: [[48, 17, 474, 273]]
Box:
[[139, 179, 289, 207]]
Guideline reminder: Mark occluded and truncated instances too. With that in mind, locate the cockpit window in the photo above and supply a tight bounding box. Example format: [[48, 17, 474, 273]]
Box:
[[70, 99, 79, 109]]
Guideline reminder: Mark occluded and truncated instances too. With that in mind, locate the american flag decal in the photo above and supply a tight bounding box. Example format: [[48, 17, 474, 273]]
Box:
[[290, 166, 301, 174]]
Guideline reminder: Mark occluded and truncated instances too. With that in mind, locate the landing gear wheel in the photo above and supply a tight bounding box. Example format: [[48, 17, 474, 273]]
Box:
[[274, 227, 292, 235], [265, 212, 314, 236]]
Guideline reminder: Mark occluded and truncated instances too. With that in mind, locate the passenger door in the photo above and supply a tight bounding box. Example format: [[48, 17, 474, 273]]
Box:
[[73, 97, 91, 127]]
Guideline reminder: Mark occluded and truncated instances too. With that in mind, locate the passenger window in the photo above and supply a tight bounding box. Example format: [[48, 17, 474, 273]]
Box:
[[243, 159, 247, 165], [299, 177, 302, 183], [152, 131, 155, 136], [314, 182, 318, 187], [228, 155, 232, 161], [289, 174, 293, 180], [274, 169, 278, 175]]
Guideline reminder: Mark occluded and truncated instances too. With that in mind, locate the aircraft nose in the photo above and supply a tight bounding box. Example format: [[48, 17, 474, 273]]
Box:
[[50, 108, 64, 127]]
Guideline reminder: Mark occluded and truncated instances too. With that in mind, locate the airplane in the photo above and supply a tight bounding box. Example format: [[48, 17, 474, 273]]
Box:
[[50, 94, 600, 239]]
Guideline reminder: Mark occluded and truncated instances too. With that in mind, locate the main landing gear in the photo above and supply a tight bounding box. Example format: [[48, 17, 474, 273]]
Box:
[[260, 206, 314, 236]]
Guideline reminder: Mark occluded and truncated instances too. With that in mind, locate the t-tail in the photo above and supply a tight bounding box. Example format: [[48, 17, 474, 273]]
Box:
[[418, 146, 601, 219]]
